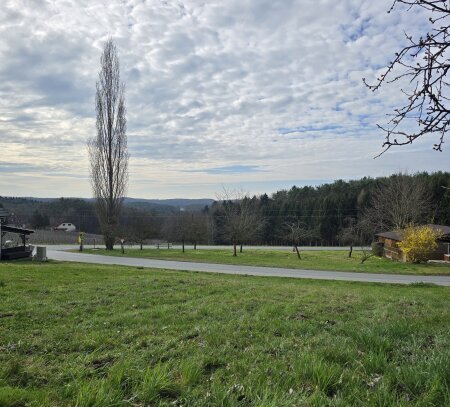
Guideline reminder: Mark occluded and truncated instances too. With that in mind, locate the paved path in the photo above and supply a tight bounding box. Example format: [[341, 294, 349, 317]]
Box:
[[46, 246, 450, 286]]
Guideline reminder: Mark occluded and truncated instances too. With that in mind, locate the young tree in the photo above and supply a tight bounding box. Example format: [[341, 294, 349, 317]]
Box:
[[364, 1, 450, 153], [125, 212, 155, 250], [398, 225, 443, 263], [162, 212, 191, 252], [284, 221, 315, 260], [177, 213, 191, 253], [216, 190, 263, 256], [238, 196, 265, 253], [338, 217, 375, 263], [189, 212, 208, 250], [88, 39, 129, 250], [337, 217, 359, 258]]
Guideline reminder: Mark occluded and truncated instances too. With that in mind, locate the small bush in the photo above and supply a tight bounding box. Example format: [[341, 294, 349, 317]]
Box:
[[398, 226, 443, 263]]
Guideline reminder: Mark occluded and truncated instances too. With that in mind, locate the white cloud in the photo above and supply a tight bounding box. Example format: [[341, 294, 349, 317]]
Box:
[[0, 0, 448, 198]]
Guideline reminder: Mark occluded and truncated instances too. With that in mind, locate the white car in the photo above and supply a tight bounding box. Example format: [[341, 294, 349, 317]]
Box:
[[55, 223, 76, 232]]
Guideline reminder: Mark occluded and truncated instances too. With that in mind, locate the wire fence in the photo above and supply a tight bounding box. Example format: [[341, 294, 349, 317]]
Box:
[[29, 230, 104, 245]]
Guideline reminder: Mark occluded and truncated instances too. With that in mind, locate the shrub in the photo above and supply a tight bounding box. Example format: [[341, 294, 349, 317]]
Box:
[[398, 226, 443, 263]]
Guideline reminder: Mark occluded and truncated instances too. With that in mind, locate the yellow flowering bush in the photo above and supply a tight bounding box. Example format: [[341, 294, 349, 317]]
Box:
[[398, 226, 443, 263]]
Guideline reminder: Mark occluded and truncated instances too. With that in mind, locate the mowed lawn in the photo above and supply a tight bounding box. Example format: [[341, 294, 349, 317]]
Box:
[[83, 248, 450, 275], [0, 262, 449, 406]]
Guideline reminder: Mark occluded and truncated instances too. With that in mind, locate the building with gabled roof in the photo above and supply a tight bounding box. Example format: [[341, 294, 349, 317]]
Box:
[[375, 224, 450, 262]]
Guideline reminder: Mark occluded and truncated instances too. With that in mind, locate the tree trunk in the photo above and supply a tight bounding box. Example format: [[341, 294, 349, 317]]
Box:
[[360, 250, 373, 264], [240, 243, 243, 253], [194, 241, 197, 250], [140, 242, 143, 250], [233, 242, 237, 257], [295, 245, 301, 259], [348, 245, 353, 258], [105, 234, 115, 250], [182, 239, 185, 253]]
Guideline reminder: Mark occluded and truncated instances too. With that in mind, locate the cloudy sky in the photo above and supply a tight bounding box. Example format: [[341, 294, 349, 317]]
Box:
[[0, 0, 448, 199]]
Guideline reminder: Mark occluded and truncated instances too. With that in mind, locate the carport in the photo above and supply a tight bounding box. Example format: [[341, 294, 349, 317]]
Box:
[[0, 208, 34, 260]]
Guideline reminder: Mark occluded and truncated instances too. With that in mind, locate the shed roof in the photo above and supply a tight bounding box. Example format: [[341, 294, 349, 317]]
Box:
[[1, 225, 34, 235], [375, 230, 401, 241], [376, 224, 450, 241]]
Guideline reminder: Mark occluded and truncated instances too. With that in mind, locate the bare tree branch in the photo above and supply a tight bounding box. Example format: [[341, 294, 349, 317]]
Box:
[[361, 172, 432, 232], [364, 0, 450, 153]]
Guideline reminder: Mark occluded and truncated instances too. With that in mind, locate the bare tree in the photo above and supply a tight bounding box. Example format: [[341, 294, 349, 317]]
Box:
[[189, 212, 208, 250], [162, 212, 191, 252], [238, 196, 265, 253], [284, 221, 315, 260], [362, 173, 431, 232], [88, 39, 128, 250], [337, 217, 359, 258], [216, 189, 263, 257], [337, 217, 374, 263], [177, 212, 191, 253], [125, 213, 155, 250], [364, 1, 450, 154]]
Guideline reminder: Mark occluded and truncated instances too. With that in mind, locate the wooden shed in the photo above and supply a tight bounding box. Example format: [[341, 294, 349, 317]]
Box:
[[375, 224, 450, 262]]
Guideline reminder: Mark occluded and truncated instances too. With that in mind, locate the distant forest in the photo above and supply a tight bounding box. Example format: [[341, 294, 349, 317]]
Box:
[[1, 171, 449, 246]]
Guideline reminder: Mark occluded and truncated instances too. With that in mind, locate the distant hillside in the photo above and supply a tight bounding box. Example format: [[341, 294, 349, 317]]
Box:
[[123, 198, 214, 211], [0, 196, 214, 234], [14, 197, 214, 210]]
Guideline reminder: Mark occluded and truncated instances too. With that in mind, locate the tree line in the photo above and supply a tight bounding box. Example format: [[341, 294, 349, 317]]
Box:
[[210, 172, 450, 249], [2, 172, 448, 250], [87, 27, 450, 250]]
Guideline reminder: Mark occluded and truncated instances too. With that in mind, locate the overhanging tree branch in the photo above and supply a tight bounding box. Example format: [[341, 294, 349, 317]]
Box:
[[364, 0, 450, 154]]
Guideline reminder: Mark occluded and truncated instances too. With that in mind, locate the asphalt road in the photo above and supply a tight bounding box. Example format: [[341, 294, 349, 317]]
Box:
[[44, 244, 363, 251], [46, 246, 450, 286]]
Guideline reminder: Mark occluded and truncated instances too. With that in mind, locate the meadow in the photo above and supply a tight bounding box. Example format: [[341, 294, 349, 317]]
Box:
[[0, 261, 449, 406], [83, 248, 450, 276]]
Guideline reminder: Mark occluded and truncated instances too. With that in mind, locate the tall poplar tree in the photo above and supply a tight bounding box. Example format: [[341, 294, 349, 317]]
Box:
[[88, 39, 128, 250]]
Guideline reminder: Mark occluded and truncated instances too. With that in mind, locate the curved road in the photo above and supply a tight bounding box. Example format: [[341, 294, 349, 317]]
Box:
[[46, 246, 450, 286]]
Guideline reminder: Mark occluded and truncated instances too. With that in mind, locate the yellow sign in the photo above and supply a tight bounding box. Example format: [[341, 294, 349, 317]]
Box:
[[77, 232, 85, 244]]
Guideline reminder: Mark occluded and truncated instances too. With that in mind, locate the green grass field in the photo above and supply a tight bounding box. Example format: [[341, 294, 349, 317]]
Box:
[[82, 248, 450, 275], [0, 261, 449, 406]]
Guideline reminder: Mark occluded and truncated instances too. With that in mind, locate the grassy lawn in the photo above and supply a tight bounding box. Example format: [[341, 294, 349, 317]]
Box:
[[1, 262, 449, 406], [81, 248, 450, 275]]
